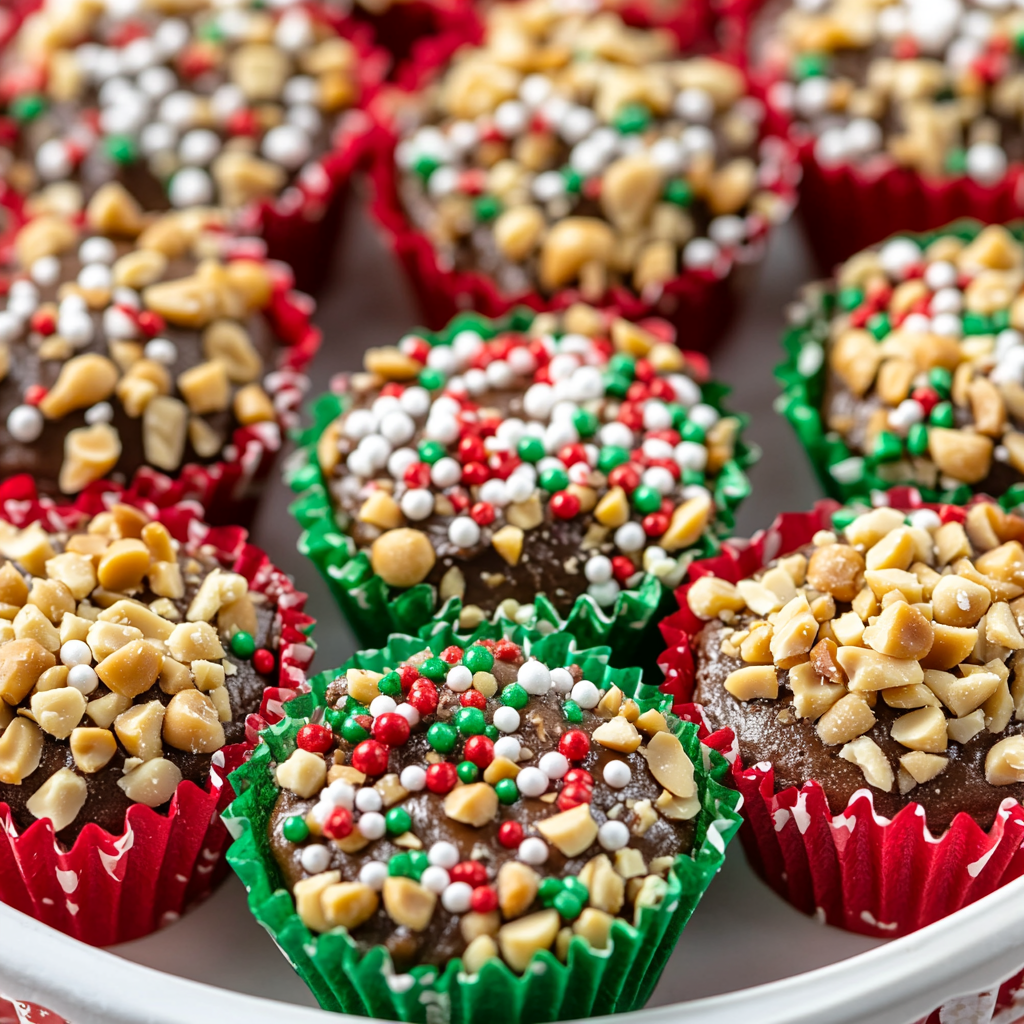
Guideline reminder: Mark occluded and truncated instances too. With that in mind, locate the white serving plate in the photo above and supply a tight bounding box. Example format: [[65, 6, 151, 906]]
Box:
[[3, 210, 1020, 1024]]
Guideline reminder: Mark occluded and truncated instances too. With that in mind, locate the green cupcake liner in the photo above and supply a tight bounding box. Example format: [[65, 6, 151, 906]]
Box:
[[775, 218, 1024, 506], [287, 308, 756, 666], [222, 626, 742, 1024]]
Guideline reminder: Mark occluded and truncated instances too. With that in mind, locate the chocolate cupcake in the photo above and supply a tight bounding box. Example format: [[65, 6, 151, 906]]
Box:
[[777, 221, 1024, 504], [0, 188, 318, 515], [751, 0, 1024, 267], [288, 307, 754, 661], [224, 628, 741, 1021], [367, 0, 796, 349], [0, 482, 314, 945], [663, 493, 1024, 935], [1, 0, 385, 287]]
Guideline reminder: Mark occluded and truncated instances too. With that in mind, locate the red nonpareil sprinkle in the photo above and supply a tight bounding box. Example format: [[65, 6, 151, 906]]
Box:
[[322, 806, 353, 840], [398, 664, 420, 690], [470, 885, 498, 914], [404, 462, 431, 488], [558, 729, 590, 761], [226, 108, 260, 137], [643, 512, 669, 537], [351, 739, 389, 776], [253, 648, 275, 674], [617, 402, 644, 431], [634, 359, 655, 383], [608, 464, 640, 492], [440, 645, 464, 665], [557, 782, 593, 811], [647, 457, 681, 480], [296, 723, 333, 753], [647, 377, 675, 402], [459, 689, 486, 709], [911, 388, 939, 416], [611, 556, 636, 583], [407, 680, 439, 715], [403, 337, 431, 364], [626, 382, 649, 403], [563, 768, 593, 788], [380, 382, 405, 398], [30, 309, 56, 335], [425, 761, 458, 794], [470, 501, 495, 525], [24, 385, 47, 406], [489, 451, 521, 479], [353, 714, 372, 732], [457, 436, 486, 463], [461, 461, 489, 486], [136, 310, 165, 337], [449, 489, 470, 512], [372, 712, 411, 747], [498, 821, 524, 848], [450, 860, 488, 887], [493, 639, 521, 661], [557, 443, 588, 467], [550, 491, 580, 519], [462, 734, 494, 768]]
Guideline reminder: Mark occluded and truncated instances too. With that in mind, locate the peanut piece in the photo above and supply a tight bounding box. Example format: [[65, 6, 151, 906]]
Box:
[[0, 718, 43, 783], [986, 735, 1024, 785], [931, 574, 991, 627], [163, 689, 225, 754], [117, 757, 183, 806], [167, 620, 225, 662], [861, 601, 934, 659], [39, 355, 119, 420], [321, 882, 379, 930], [591, 716, 642, 752], [838, 736, 894, 792], [114, 700, 166, 761], [444, 782, 498, 828], [30, 687, 86, 739], [806, 544, 865, 602], [816, 694, 876, 745], [97, 539, 152, 592], [687, 576, 746, 619], [890, 706, 948, 753], [835, 645, 924, 691], [143, 396, 188, 471], [928, 428, 993, 484], [96, 639, 162, 698], [26, 767, 87, 832], [277, 747, 327, 798], [497, 861, 539, 920], [59, 424, 122, 494], [370, 529, 436, 588], [203, 320, 262, 384], [497, 910, 560, 973], [535, 802, 598, 857], [70, 727, 117, 773], [382, 877, 436, 931], [0, 638, 56, 704], [723, 665, 779, 701]]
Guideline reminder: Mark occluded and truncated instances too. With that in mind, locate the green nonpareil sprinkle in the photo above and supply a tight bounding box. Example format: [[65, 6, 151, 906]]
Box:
[[930, 402, 954, 428], [563, 699, 583, 723], [231, 630, 256, 658], [427, 721, 457, 752], [463, 645, 494, 673], [501, 683, 528, 709], [457, 760, 479, 783], [385, 807, 412, 835], [663, 178, 693, 207]]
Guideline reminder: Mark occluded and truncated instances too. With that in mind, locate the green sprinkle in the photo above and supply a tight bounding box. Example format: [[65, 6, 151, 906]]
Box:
[[419, 367, 445, 391], [993, 308, 1011, 331], [464, 645, 494, 673], [945, 149, 968, 175], [614, 101, 651, 133], [663, 178, 693, 207], [324, 708, 346, 733], [517, 436, 545, 463], [377, 671, 402, 697], [867, 312, 890, 340], [837, 287, 864, 312], [388, 852, 413, 877], [609, 354, 635, 378], [418, 439, 445, 464], [553, 891, 583, 919], [341, 716, 369, 744], [427, 721, 458, 753], [539, 467, 570, 492], [11, 94, 45, 122], [409, 850, 429, 879], [963, 312, 991, 336], [871, 430, 902, 464], [930, 401, 954, 428], [474, 194, 501, 222], [230, 631, 256, 658], [597, 446, 630, 473], [495, 778, 518, 804], [928, 367, 952, 397], [831, 509, 857, 531], [104, 134, 138, 165], [484, 724, 499, 741], [792, 52, 828, 80], [539, 878, 563, 905], [604, 373, 632, 398], [283, 815, 309, 843], [562, 877, 589, 901], [572, 408, 598, 437], [563, 699, 583, 723], [419, 657, 448, 681], [385, 807, 412, 835], [456, 760, 479, 784], [682, 468, 705, 487], [455, 706, 486, 735], [501, 683, 529, 709], [680, 420, 705, 444], [561, 167, 583, 193], [907, 422, 929, 456], [632, 484, 662, 514], [414, 154, 440, 180]]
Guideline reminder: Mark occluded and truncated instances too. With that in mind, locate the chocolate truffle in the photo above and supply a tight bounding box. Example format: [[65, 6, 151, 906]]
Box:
[[306, 306, 750, 641], [690, 499, 1024, 830], [268, 637, 701, 974], [0, 500, 286, 842], [779, 223, 1024, 501], [389, 0, 791, 301], [0, 188, 298, 497], [1, 0, 362, 216]]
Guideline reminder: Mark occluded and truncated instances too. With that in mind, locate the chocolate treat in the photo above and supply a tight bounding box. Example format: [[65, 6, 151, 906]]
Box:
[[690, 499, 1024, 831], [314, 306, 750, 632], [0, 500, 285, 842], [1, 0, 361, 216], [0, 188, 299, 496], [779, 223, 1024, 501], [758, 0, 1024, 186], [267, 637, 698, 973], [390, 0, 791, 301]]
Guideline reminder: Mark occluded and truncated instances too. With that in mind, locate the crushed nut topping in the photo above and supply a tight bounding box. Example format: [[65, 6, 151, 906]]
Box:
[[689, 500, 1024, 795], [393, 0, 792, 299], [320, 306, 748, 627], [0, 192, 296, 493], [762, 0, 1023, 185], [272, 638, 696, 974], [1, 0, 360, 212]]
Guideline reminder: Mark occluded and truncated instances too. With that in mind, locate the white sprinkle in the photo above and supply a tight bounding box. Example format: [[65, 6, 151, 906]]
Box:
[[359, 861, 389, 890], [493, 706, 521, 733], [400, 765, 427, 791], [358, 812, 387, 840], [538, 751, 569, 780], [429, 841, 460, 868], [598, 821, 630, 851], [441, 881, 473, 913], [516, 767, 548, 797], [517, 837, 549, 865], [355, 787, 383, 813], [571, 680, 601, 709], [603, 760, 632, 789], [300, 844, 332, 874], [6, 405, 43, 443], [67, 664, 99, 695]]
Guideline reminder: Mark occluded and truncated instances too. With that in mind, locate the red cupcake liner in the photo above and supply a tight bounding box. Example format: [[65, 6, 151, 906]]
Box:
[[658, 488, 1024, 939], [0, 476, 315, 947], [365, 11, 799, 352]]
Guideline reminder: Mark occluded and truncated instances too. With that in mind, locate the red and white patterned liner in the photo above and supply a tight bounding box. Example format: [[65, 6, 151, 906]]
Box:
[[364, 9, 799, 352], [0, 475, 315, 947], [658, 488, 1024, 940]]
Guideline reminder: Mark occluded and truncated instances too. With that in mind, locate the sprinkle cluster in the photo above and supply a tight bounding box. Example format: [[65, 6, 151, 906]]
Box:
[[395, 0, 791, 299], [274, 640, 696, 973], [793, 224, 1024, 495], [1, 0, 358, 210], [690, 500, 1024, 796], [323, 309, 744, 625], [764, 0, 1024, 183]]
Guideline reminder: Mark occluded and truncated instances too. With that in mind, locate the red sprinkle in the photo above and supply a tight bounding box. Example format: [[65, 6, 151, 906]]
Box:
[[440, 645, 464, 665], [458, 436, 486, 463], [24, 385, 47, 406], [557, 783, 593, 811], [550, 491, 581, 520], [563, 768, 593, 788], [498, 821, 524, 848], [425, 761, 457, 794], [611, 556, 636, 583], [372, 712, 410, 747], [460, 689, 486, 709], [450, 860, 488, 887], [136, 310, 165, 337], [463, 734, 494, 768], [398, 664, 420, 691], [296, 723, 333, 753], [470, 501, 496, 526], [253, 648, 275, 674], [559, 729, 590, 761], [226, 108, 259, 137], [30, 309, 56, 335], [493, 639, 521, 662], [608, 464, 640, 493], [557, 443, 588, 467], [461, 461, 489, 486], [470, 885, 498, 914], [351, 739, 389, 776], [322, 806, 353, 840], [642, 512, 669, 537], [404, 462, 431, 489], [407, 680, 439, 716]]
